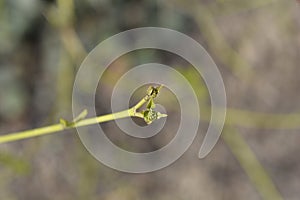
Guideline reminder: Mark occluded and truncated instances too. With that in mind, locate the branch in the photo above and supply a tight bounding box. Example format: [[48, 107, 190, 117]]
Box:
[[0, 85, 167, 144]]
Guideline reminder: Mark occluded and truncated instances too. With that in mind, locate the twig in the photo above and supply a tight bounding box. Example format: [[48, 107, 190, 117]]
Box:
[[0, 85, 167, 144]]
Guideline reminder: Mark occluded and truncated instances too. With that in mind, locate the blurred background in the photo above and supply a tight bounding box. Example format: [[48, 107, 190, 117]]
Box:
[[0, 0, 300, 199]]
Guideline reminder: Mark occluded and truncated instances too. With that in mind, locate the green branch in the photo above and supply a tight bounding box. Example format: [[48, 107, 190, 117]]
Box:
[[0, 85, 167, 144]]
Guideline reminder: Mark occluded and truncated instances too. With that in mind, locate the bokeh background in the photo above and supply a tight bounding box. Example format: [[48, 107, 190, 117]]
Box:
[[0, 0, 300, 199]]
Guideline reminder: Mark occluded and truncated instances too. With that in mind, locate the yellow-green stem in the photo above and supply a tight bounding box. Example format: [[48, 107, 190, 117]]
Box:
[[0, 85, 166, 144], [0, 108, 138, 144]]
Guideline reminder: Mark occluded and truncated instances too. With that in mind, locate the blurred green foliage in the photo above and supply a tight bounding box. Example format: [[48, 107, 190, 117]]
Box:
[[0, 152, 30, 175]]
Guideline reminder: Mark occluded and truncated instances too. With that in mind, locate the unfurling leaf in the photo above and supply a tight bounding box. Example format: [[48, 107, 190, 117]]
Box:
[[146, 85, 163, 99], [147, 98, 155, 109]]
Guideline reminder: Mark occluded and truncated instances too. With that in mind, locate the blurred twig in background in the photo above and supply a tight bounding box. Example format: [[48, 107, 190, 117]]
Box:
[[223, 127, 282, 200]]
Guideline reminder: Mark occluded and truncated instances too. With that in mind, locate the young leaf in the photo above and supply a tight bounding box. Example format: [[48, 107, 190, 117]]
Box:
[[146, 98, 155, 109], [73, 109, 88, 123]]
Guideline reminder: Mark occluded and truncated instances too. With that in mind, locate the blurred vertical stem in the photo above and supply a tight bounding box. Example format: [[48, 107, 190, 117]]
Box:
[[44, 0, 86, 63], [52, 50, 74, 120], [45, 0, 86, 125]]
